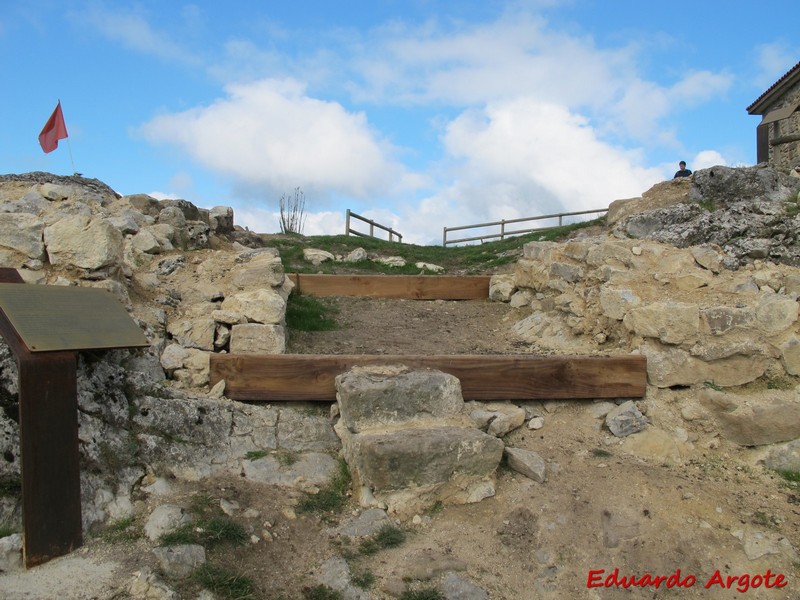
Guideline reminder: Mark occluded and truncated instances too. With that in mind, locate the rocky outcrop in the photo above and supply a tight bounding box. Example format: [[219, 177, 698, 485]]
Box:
[[334, 365, 504, 516], [608, 165, 800, 267]]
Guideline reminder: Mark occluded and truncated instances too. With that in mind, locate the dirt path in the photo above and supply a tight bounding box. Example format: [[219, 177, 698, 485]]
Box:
[[287, 297, 534, 356]]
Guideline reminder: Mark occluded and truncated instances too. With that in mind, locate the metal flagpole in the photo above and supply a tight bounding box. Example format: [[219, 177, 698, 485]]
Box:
[[58, 99, 78, 176]]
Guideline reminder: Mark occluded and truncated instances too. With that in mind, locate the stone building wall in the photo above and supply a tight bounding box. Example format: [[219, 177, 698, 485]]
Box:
[[767, 78, 800, 170]]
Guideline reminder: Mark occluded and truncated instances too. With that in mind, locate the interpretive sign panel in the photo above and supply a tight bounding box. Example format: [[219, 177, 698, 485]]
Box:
[[0, 272, 150, 567], [0, 283, 148, 352]]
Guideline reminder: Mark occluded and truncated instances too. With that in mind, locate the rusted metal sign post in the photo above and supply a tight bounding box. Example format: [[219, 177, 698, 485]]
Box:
[[0, 269, 148, 567]]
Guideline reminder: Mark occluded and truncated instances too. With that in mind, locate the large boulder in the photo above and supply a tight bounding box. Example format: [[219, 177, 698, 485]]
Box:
[[334, 366, 503, 516], [44, 215, 124, 272]]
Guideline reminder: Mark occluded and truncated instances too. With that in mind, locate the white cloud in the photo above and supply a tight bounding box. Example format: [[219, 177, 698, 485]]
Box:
[[754, 42, 799, 88], [442, 99, 663, 214], [235, 206, 345, 238], [80, 6, 200, 66], [140, 78, 408, 200], [693, 150, 727, 170]]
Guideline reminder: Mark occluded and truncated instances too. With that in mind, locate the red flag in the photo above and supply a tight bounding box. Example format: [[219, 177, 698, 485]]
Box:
[[38, 102, 68, 153]]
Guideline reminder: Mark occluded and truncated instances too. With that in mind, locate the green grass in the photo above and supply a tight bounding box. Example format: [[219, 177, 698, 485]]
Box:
[[160, 516, 248, 548], [192, 563, 254, 599], [302, 585, 343, 600], [297, 458, 351, 514], [775, 469, 800, 494], [0, 524, 16, 539], [351, 570, 375, 589], [0, 477, 21, 498], [244, 450, 269, 461], [100, 516, 142, 543], [399, 588, 444, 600], [285, 294, 339, 331], [374, 524, 406, 548], [703, 380, 723, 391]]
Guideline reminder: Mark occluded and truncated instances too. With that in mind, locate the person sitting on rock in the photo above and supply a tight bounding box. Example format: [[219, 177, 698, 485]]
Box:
[[674, 161, 692, 178]]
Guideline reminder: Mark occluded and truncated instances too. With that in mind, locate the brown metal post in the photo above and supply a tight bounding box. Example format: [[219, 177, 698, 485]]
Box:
[[0, 269, 83, 567], [19, 350, 82, 567]]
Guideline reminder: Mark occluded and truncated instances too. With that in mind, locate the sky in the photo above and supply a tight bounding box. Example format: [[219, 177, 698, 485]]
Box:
[[1, 1, 798, 245]]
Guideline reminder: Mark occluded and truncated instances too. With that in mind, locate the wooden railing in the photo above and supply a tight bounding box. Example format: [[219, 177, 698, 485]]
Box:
[[345, 209, 403, 243], [442, 208, 607, 246]]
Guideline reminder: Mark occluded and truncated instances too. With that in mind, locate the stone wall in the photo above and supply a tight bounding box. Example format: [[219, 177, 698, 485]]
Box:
[[508, 238, 800, 389], [766, 77, 800, 170]]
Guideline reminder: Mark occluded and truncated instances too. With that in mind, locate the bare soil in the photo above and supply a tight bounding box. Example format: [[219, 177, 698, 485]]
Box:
[[3, 296, 800, 600]]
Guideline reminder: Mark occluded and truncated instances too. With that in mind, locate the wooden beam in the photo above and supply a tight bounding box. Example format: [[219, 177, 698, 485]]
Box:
[[210, 353, 647, 402], [288, 274, 491, 300]]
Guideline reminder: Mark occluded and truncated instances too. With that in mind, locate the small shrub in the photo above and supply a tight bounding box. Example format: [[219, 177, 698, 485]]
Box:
[[298, 458, 351, 514], [160, 516, 247, 548], [351, 569, 375, 589], [159, 523, 196, 546], [374, 524, 406, 549], [201, 516, 248, 548], [703, 381, 723, 391], [399, 588, 444, 600], [192, 563, 254, 599], [776, 469, 800, 483], [591, 448, 612, 458], [245, 450, 269, 461], [276, 450, 299, 466], [0, 524, 16, 539], [358, 538, 379, 556], [190, 493, 216, 517], [302, 585, 343, 600], [101, 516, 142, 543]]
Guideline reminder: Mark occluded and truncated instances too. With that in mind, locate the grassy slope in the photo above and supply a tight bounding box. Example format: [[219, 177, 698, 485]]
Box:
[[260, 218, 604, 276]]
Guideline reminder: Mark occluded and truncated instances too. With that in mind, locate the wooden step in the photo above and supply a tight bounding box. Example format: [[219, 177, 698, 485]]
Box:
[[210, 353, 647, 402], [288, 274, 491, 300]]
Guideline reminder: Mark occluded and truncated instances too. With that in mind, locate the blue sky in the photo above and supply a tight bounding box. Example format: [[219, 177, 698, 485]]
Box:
[[2, 1, 798, 245]]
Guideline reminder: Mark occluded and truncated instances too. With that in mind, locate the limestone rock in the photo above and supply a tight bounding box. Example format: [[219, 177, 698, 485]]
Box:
[[701, 389, 800, 446], [152, 544, 206, 579], [231, 250, 284, 288], [128, 568, 180, 600], [469, 402, 526, 437], [144, 505, 192, 542], [375, 255, 406, 267], [336, 365, 466, 433], [166, 317, 215, 351], [764, 439, 800, 472], [242, 452, 338, 488], [209, 206, 234, 233], [344, 247, 367, 262], [442, 573, 490, 600], [336, 508, 391, 538], [0, 533, 22, 573], [44, 215, 124, 271], [504, 447, 546, 483], [221, 289, 286, 325], [229, 323, 285, 354], [303, 248, 335, 265], [416, 261, 445, 272], [489, 274, 516, 302], [340, 426, 503, 498], [0, 213, 45, 259], [605, 401, 648, 437], [314, 557, 371, 600], [130, 229, 162, 254]]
